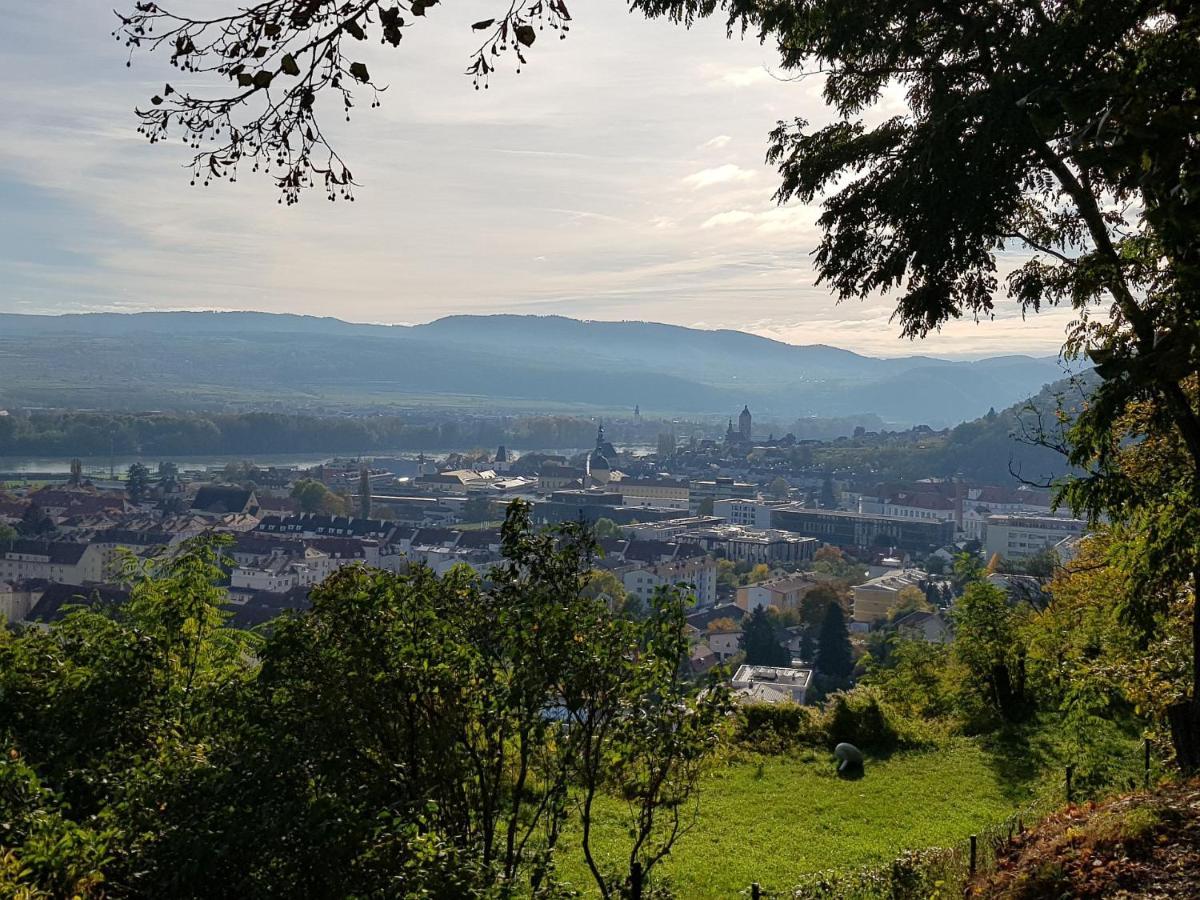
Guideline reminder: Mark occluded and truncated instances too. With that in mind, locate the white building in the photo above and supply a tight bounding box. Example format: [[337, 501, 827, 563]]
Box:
[[0, 541, 104, 586], [730, 664, 812, 705], [983, 514, 1087, 561], [713, 498, 782, 529]]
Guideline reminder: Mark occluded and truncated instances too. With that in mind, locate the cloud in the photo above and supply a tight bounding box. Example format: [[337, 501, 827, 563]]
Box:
[[682, 165, 757, 189], [701, 210, 756, 228], [701, 134, 732, 149], [709, 65, 774, 88]]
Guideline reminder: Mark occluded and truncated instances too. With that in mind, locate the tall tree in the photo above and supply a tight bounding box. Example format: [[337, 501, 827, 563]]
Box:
[[816, 601, 853, 681], [126, 462, 151, 505], [68, 458, 83, 487], [357, 467, 371, 519], [740, 606, 790, 667]]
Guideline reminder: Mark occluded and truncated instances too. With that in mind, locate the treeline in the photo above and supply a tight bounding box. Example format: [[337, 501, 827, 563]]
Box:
[[0, 411, 605, 457]]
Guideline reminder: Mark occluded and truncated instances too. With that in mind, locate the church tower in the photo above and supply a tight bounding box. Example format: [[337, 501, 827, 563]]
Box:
[[739, 405, 752, 441]]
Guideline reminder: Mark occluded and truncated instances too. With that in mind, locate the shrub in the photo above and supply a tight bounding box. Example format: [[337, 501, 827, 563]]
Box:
[[736, 703, 824, 751], [823, 690, 901, 754]]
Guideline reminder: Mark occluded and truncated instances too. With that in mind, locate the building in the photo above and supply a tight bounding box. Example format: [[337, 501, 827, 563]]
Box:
[[0, 540, 105, 586], [678, 526, 818, 566], [626, 516, 724, 542], [983, 514, 1087, 561], [690, 477, 757, 513], [773, 506, 956, 555], [621, 556, 718, 608], [736, 575, 823, 613], [893, 609, 952, 643], [191, 486, 260, 517], [615, 478, 690, 510], [730, 664, 812, 705], [739, 405, 753, 442], [851, 568, 927, 624], [712, 498, 784, 529]]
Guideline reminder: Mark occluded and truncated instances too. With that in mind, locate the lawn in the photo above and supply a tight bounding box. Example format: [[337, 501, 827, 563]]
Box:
[[556, 741, 1033, 898]]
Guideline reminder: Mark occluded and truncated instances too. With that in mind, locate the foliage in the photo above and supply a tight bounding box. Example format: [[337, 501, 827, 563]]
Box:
[[0, 502, 728, 898], [124, 462, 150, 504], [816, 602, 854, 681], [951, 584, 1033, 727], [289, 477, 346, 515], [740, 607, 790, 667]]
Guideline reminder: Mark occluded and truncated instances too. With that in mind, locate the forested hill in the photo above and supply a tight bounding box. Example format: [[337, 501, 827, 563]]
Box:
[[0, 312, 1067, 426], [814, 372, 1095, 486]]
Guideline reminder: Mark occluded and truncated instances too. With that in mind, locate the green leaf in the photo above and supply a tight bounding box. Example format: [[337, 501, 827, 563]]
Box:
[[344, 20, 365, 40], [281, 54, 300, 76], [252, 70, 273, 89], [472, 18, 495, 30], [350, 61, 370, 83], [515, 24, 536, 47]]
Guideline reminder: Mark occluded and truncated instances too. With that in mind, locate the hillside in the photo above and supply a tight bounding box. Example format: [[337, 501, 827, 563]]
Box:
[[973, 779, 1200, 898], [0, 312, 1067, 425]]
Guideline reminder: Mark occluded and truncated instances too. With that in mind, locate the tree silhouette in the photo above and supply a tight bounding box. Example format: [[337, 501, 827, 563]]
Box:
[[816, 602, 853, 681]]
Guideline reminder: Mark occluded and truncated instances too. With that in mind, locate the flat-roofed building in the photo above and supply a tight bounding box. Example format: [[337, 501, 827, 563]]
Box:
[[616, 478, 690, 510], [731, 664, 812, 705], [851, 568, 927, 624], [983, 514, 1087, 561], [773, 506, 955, 555]]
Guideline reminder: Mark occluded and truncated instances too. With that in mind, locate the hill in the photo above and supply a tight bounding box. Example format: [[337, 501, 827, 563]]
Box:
[[0, 312, 1068, 426]]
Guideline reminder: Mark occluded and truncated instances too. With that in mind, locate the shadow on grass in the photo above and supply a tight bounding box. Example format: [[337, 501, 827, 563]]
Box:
[[977, 721, 1060, 804]]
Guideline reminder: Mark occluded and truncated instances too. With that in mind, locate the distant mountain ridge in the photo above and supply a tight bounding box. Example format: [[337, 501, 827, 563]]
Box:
[[0, 311, 1068, 425]]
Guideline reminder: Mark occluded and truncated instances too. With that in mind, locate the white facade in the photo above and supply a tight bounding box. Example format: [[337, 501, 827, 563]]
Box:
[[983, 515, 1087, 561], [713, 498, 779, 529]]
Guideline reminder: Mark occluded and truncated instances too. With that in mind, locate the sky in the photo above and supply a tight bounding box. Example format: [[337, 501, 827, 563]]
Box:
[[0, 1, 1079, 359]]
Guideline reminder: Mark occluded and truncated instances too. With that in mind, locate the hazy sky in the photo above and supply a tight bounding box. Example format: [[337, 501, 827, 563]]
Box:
[[0, 2, 1078, 358]]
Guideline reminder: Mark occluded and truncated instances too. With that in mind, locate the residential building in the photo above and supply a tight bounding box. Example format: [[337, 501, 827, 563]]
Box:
[[851, 568, 927, 624], [893, 609, 952, 643], [736, 575, 822, 613], [0, 540, 104, 586], [690, 477, 756, 513]]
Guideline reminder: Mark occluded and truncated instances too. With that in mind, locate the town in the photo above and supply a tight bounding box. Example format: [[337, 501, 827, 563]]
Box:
[[0, 406, 1085, 704]]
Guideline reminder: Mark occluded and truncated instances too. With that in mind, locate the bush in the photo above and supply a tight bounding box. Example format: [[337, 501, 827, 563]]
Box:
[[736, 703, 824, 751], [790, 847, 965, 899], [824, 690, 901, 754]]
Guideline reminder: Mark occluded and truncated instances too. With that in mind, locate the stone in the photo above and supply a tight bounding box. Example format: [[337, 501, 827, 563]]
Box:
[[834, 742, 865, 776]]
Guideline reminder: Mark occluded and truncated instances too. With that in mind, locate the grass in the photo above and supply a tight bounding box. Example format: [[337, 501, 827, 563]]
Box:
[[556, 741, 1036, 899]]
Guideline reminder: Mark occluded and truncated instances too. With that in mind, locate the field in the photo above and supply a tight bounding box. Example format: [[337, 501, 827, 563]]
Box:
[[557, 741, 1037, 899]]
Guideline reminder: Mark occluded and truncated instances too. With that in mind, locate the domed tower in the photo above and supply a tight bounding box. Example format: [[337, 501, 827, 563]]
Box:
[[739, 405, 752, 442]]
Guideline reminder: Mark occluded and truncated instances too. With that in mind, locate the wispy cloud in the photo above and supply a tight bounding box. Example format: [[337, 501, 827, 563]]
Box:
[[682, 165, 757, 189]]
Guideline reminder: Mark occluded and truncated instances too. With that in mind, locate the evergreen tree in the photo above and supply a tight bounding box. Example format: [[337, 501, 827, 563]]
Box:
[[740, 607, 791, 667], [126, 463, 151, 505], [68, 458, 83, 487], [816, 602, 854, 681], [358, 468, 371, 520]]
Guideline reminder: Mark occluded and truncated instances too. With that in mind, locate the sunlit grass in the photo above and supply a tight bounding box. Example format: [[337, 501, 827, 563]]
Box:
[[556, 741, 1030, 899]]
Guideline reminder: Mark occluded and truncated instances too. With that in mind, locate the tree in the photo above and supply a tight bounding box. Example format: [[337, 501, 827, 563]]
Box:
[[461, 495, 493, 524], [157, 460, 180, 493], [116, 1, 573, 203], [593, 517, 624, 540], [768, 476, 790, 500], [125, 462, 151, 505], [290, 478, 345, 515], [357, 468, 371, 519], [739, 607, 790, 667], [746, 563, 771, 584], [799, 585, 840, 625], [17, 502, 55, 538], [628, 0, 1200, 770], [0, 523, 16, 543], [816, 602, 854, 682], [818, 475, 837, 509], [68, 458, 83, 487], [952, 582, 1031, 725], [887, 585, 931, 623]]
